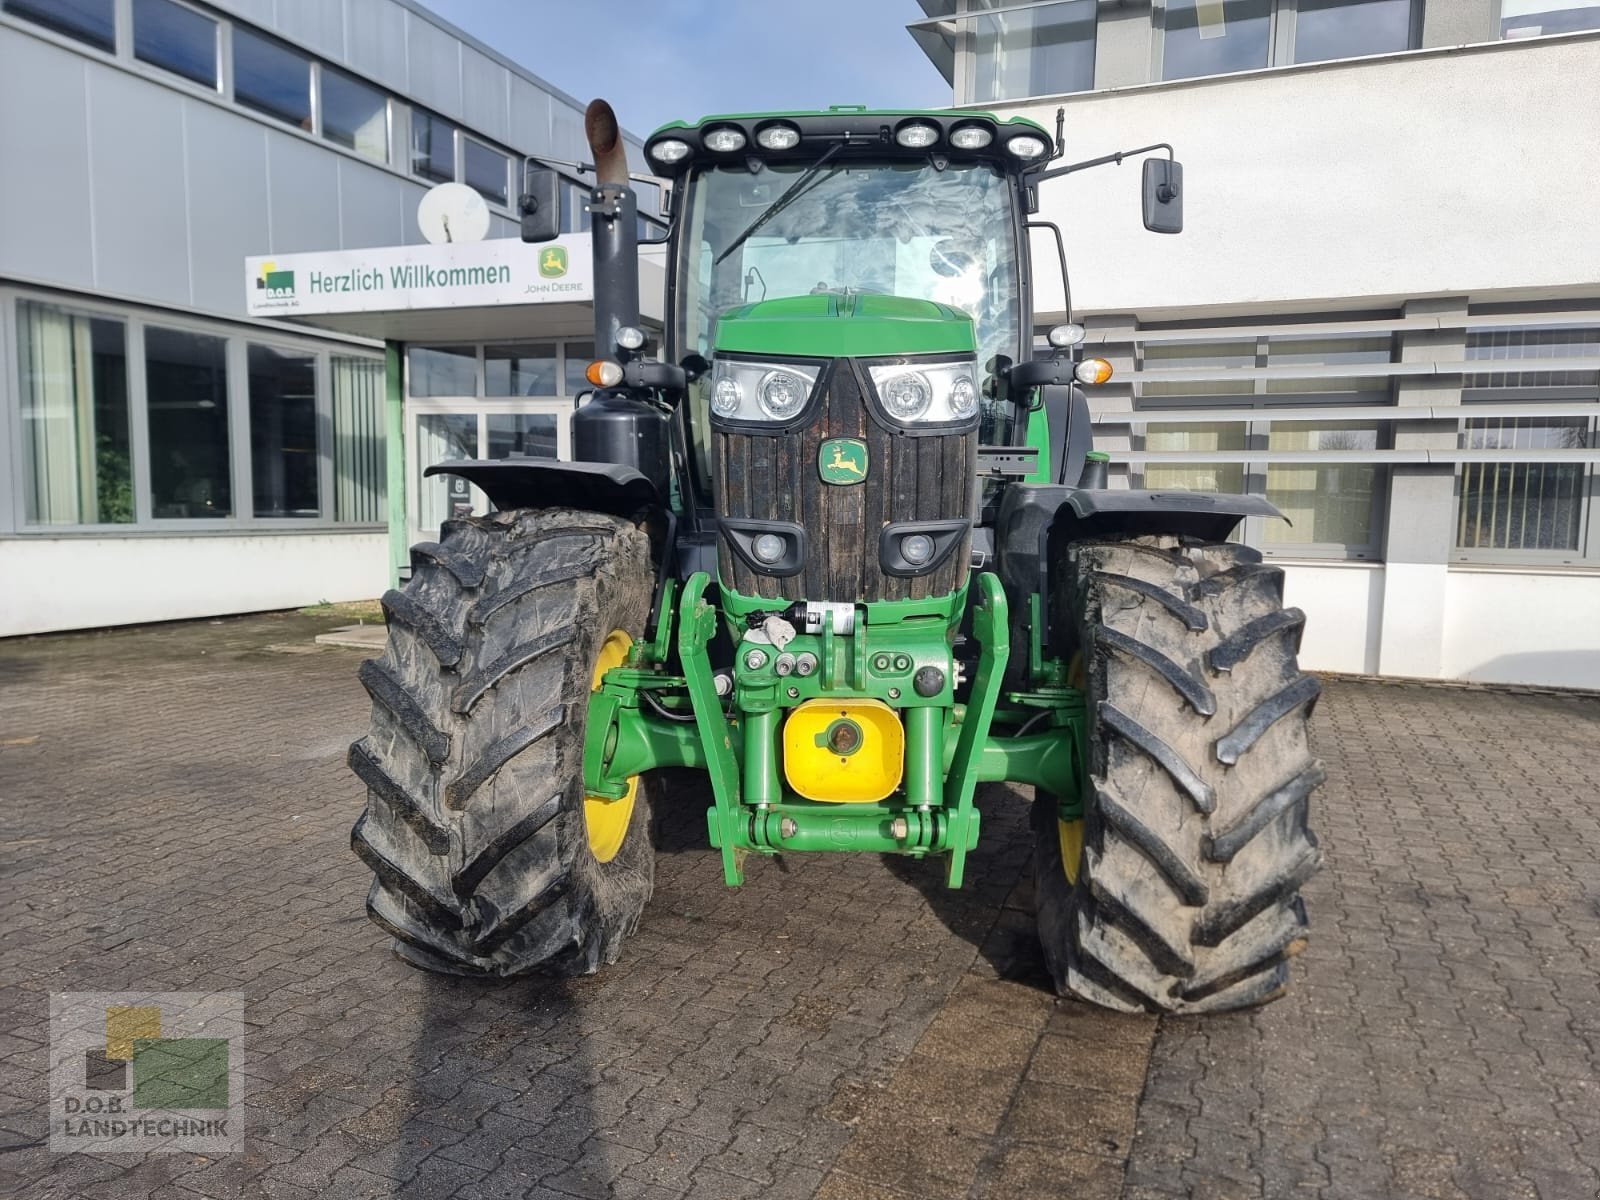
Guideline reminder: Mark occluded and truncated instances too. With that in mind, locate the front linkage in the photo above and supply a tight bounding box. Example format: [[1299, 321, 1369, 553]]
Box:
[[583, 570, 1087, 889]]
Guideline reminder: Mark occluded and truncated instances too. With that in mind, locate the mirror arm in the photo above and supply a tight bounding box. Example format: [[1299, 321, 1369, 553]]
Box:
[[1025, 218, 1072, 327], [1027, 141, 1174, 186]]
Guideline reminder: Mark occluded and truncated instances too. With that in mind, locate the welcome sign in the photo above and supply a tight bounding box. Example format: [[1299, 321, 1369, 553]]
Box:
[[244, 234, 593, 317]]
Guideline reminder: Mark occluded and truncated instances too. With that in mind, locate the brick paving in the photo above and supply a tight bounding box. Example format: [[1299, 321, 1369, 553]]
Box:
[[0, 612, 1597, 1199]]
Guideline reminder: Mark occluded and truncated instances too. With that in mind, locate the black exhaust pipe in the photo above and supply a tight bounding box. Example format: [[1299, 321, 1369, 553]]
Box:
[[573, 99, 669, 499], [584, 99, 640, 355]]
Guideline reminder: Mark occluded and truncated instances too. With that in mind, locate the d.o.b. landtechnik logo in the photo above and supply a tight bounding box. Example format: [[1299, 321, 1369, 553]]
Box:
[[49, 992, 243, 1154]]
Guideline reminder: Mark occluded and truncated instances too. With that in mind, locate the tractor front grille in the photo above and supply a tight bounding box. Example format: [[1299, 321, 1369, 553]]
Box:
[[713, 358, 976, 603]]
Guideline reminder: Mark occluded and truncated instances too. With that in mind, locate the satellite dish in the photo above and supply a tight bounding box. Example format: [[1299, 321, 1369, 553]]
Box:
[[417, 182, 491, 245]]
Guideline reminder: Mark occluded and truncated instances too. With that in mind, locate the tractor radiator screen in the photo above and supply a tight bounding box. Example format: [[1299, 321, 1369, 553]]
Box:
[[713, 359, 976, 602]]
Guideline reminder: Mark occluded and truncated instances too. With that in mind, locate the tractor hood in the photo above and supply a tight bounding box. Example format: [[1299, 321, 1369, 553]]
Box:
[[713, 293, 976, 360]]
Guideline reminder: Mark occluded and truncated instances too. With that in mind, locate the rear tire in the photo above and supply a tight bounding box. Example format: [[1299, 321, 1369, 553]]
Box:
[[349, 507, 656, 977], [1035, 536, 1325, 1013]]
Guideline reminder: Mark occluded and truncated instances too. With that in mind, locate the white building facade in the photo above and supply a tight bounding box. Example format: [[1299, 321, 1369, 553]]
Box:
[[0, 0, 659, 637], [910, 0, 1600, 689]]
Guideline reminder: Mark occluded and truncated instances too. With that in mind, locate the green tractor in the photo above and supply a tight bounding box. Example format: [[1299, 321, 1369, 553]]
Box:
[[349, 100, 1324, 1013]]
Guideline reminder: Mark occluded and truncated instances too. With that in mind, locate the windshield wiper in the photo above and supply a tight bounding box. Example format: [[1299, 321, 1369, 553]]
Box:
[[714, 143, 843, 267]]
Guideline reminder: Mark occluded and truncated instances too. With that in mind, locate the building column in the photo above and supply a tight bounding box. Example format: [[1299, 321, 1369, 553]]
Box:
[[385, 340, 407, 587], [1376, 297, 1465, 678]]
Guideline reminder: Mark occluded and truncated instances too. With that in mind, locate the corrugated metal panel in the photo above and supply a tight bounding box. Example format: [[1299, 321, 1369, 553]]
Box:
[[88, 69, 189, 306], [343, 0, 409, 92], [549, 102, 586, 165], [186, 102, 269, 317], [273, 0, 346, 61], [265, 132, 342, 255], [204, 0, 274, 29], [0, 30, 94, 288], [508, 75, 554, 160], [337, 159, 408, 250], [404, 10, 462, 118], [460, 46, 509, 143]]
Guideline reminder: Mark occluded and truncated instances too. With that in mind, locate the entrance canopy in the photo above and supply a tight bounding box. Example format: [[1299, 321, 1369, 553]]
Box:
[[243, 234, 665, 342]]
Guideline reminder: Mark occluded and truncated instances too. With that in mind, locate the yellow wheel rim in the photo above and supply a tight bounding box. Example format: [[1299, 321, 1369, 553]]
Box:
[[585, 630, 638, 864], [1058, 818, 1084, 885], [1058, 650, 1087, 884]]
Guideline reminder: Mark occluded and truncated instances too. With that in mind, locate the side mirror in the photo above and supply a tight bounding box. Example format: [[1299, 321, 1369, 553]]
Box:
[[519, 161, 561, 243], [1142, 159, 1183, 235]]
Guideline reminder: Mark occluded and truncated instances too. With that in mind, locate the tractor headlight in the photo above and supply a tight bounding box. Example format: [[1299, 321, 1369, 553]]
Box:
[[702, 125, 747, 153], [759, 370, 810, 420], [866, 361, 981, 427], [648, 138, 691, 166], [708, 358, 821, 425], [879, 371, 932, 420]]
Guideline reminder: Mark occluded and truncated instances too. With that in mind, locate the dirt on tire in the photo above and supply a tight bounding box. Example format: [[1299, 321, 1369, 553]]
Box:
[[1036, 535, 1324, 1013], [349, 507, 656, 977]]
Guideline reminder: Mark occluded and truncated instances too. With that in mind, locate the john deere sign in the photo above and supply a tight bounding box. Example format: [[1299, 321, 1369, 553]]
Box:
[[244, 235, 592, 318]]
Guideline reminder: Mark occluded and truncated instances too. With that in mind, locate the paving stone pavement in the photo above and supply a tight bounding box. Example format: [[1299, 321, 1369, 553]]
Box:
[[0, 612, 1597, 1200]]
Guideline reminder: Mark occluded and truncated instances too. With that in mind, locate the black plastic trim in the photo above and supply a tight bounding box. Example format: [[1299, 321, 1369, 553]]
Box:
[[879, 518, 971, 577], [718, 517, 809, 577], [423, 460, 657, 516]]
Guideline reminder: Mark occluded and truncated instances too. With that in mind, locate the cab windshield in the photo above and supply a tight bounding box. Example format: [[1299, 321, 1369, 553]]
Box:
[[674, 158, 1023, 452]]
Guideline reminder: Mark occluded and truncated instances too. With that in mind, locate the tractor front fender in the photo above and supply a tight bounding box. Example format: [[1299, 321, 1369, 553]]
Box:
[[1054, 487, 1284, 543], [424, 459, 660, 518]]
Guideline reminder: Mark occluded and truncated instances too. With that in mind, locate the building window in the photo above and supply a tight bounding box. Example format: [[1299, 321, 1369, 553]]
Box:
[[1454, 327, 1599, 559], [1501, 0, 1600, 37], [1143, 422, 1248, 494], [132, 0, 217, 89], [970, 0, 1097, 103], [1158, 0, 1417, 82], [485, 343, 558, 397], [563, 342, 596, 396], [463, 138, 509, 206], [1292, 0, 1415, 63], [409, 345, 477, 397], [1457, 418, 1587, 551], [3, 0, 114, 51], [16, 301, 132, 525], [487, 413, 558, 460], [1266, 422, 1384, 548], [416, 413, 476, 530], [411, 110, 456, 184], [560, 182, 592, 234], [331, 356, 385, 524], [232, 27, 311, 129], [247, 344, 319, 518], [144, 326, 231, 519], [1133, 331, 1393, 556], [320, 66, 388, 163]]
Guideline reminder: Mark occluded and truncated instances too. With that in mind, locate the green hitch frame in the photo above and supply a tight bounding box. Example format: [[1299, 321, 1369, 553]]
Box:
[[940, 572, 1008, 887], [582, 568, 1088, 890], [678, 572, 749, 885]]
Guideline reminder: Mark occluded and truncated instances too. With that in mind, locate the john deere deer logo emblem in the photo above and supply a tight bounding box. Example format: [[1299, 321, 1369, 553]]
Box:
[[539, 246, 568, 278], [819, 438, 868, 485]]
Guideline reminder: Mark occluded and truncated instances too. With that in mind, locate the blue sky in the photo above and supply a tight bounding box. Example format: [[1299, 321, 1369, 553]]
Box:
[[420, 1, 951, 138]]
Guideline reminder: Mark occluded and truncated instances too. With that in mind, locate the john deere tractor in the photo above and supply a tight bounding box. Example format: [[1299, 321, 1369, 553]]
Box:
[[349, 101, 1324, 1013]]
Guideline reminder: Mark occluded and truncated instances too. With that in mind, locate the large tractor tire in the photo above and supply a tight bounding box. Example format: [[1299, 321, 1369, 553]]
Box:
[[1035, 536, 1325, 1013], [348, 507, 656, 977]]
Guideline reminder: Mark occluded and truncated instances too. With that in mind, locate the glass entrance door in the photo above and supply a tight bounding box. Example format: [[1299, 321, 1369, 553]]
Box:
[[408, 403, 572, 542], [405, 339, 593, 544]]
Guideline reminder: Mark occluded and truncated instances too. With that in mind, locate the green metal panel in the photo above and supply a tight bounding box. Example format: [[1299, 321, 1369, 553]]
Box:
[[713, 293, 976, 359], [384, 341, 406, 587]]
